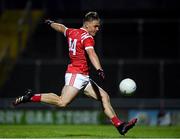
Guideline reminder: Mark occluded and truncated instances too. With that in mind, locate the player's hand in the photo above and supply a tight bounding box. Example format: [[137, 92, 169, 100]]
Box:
[[97, 69, 105, 80], [44, 19, 54, 25]]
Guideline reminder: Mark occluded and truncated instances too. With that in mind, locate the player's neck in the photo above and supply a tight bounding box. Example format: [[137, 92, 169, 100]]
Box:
[[81, 26, 88, 32]]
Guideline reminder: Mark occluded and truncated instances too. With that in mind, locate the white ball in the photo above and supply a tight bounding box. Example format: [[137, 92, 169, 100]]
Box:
[[119, 78, 136, 95]]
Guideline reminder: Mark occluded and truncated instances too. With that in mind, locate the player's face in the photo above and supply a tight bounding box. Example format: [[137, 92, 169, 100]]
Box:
[[86, 20, 100, 36]]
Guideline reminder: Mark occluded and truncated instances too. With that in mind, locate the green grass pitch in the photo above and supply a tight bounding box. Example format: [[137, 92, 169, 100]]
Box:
[[0, 125, 180, 138]]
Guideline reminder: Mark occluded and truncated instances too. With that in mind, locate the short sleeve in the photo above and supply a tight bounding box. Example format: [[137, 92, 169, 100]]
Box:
[[64, 28, 72, 37], [83, 37, 95, 50]]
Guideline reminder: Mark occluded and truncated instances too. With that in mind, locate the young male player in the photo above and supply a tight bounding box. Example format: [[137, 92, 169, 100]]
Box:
[[13, 11, 137, 135]]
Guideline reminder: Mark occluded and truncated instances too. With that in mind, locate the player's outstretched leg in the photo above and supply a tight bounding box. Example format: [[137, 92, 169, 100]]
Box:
[[12, 86, 79, 107], [12, 89, 34, 106], [116, 118, 137, 135]]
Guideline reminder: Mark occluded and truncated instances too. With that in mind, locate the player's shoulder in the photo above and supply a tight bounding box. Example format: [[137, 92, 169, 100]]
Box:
[[66, 28, 83, 35], [66, 28, 76, 34], [80, 28, 93, 41]]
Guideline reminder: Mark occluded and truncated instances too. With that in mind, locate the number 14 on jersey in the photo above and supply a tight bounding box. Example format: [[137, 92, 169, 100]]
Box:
[[69, 38, 77, 55]]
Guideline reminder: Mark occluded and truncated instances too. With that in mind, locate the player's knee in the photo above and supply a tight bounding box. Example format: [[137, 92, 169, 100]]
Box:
[[57, 100, 69, 108], [102, 93, 110, 102]]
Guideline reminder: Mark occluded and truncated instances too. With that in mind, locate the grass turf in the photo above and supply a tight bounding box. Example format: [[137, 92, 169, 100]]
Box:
[[0, 125, 180, 138]]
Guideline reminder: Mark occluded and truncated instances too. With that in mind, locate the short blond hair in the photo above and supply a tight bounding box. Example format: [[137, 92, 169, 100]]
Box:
[[83, 11, 100, 23]]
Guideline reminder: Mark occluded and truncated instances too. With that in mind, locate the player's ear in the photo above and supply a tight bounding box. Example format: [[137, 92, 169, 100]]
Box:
[[84, 21, 90, 28], [84, 23, 88, 28]]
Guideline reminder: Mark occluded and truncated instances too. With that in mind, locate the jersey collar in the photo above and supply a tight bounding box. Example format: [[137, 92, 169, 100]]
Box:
[[80, 27, 88, 33]]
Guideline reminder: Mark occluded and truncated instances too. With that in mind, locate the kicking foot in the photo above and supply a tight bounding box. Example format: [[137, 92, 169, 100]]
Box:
[[117, 118, 137, 135], [12, 89, 33, 106]]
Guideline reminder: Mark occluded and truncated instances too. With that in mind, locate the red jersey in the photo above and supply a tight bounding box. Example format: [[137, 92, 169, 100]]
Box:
[[64, 28, 95, 75]]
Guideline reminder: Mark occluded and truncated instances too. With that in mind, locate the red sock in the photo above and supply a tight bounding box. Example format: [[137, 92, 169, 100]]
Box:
[[111, 116, 123, 127], [31, 94, 41, 102]]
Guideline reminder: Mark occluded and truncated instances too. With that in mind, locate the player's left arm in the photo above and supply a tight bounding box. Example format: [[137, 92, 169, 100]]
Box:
[[86, 48, 102, 70], [86, 48, 105, 80], [45, 19, 67, 34]]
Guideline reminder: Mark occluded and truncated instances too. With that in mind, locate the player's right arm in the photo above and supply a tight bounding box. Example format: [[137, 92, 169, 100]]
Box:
[[50, 23, 67, 34], [45, 19, 67, 34]]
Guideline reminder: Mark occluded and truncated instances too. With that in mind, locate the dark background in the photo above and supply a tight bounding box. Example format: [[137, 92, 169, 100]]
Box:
[[0, 0, 180, 99]]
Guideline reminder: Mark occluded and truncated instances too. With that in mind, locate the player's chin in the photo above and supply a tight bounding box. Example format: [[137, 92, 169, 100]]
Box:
[[91, 33, 96, 36]]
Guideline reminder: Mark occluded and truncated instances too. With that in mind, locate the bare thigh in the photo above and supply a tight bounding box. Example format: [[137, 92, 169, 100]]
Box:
[[84, 80, 108, 100], [60, 85, 79, 105]]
